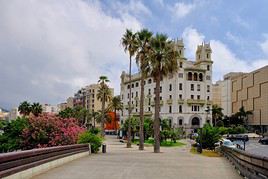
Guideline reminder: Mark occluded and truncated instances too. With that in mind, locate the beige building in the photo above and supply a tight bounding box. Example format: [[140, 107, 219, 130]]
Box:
[[212, 72, 244, 116], [67, 97, 74, 108], [8, 108, 21, 121], [120, 41, 213, 132], [0, 108, 9, 120], [231, 65, 268, 132], [42, 104, 59, 114]]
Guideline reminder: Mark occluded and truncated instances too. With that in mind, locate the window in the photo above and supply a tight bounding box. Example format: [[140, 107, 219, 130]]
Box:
[[144, 81, 146, 85], [179, 94, 182, 99], [179, 105, 182, 113], [199, 73, 203, 81], [207, 85, 210, 92], [206, 75, 211, 80], [169, 95, 172, 99], [169, 106, 172, 113], [194, 106, 197, 111], [191, 84, 194, 91], [207, 53, 209, 59], [121, 95, 124, 100], [179, 83, 183, 90], [188, 72, 193, 80], [160, 86, 162, 93], [127, 93, 129, 99], [149, 98, 151, 105], [191, 95, 194, 99], [136, 100, 138, 107], [178, 73, 183, 78], [135, 82, 139, 87], [136, 91, 138, 97], [148, 107, 151, 112], [148, 89, 151, 95], [160, 96, 162, 100], [207, 96, 210, 100], [207, 65, 210, 71], [136, 108, 138, 112], [198, 106, 200, 111], [169, 84, 172, 91], [194, 73, 198, 81], [131, 101, 133, 104], [148, 79, 152, 84], [197, 95, 200, 100], [179, 119, 183, 125], [132, 84, 134, 88], [197, 84, 200, 91], [180, 62, 183, 68], [131, 92, 133, 98]]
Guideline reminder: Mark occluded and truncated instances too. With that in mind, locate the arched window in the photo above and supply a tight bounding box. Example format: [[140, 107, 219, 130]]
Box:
[[192, 117, 200, 126], [199, 73, 203, 81], [188, 72, 192, 80], [148, 79, 152, 84], [194, 73, 198, 81], [179, 119, 183, 125]]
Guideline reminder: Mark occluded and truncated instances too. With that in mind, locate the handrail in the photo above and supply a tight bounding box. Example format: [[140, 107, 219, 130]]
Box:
[[221, 146, 268, 178], [0, 144, 89, 178]]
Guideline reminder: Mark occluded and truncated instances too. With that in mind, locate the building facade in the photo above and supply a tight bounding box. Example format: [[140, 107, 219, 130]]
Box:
[[231, 65, 268, 132], [8, 108, 21, 121], [73, 84, 114, 112], [120, 41, 213, 132], [42, 104, 59, 114]]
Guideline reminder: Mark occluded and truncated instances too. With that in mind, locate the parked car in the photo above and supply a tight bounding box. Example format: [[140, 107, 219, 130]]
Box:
[[221, 139, 237, 149], [258, 137, 268, 145], [226, 134, 249, 142]]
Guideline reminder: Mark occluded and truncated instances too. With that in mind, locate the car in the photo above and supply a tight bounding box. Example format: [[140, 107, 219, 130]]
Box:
[[226, 134, 249, 142], [259, 137, 268, 145], [222, 139, 237, 149]]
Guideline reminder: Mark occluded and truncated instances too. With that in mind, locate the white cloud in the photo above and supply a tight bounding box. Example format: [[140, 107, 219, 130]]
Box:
[[173, 2, 196, 19], [181, 27, 268, 82], [226, 31, 240, 45], [260, 34, 268, 55], [0, 0, 142, 108]]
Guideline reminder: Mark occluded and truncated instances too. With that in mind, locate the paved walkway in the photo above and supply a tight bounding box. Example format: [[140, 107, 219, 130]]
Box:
[[34, 136, 241, 179]]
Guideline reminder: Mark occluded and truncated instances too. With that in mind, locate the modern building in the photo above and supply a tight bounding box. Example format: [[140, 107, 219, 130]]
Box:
[[231, 65, 268, 132], [42, 104, 59, 114], [212, 72, 244, 116], [120, 40, 213, 133], [73, 84, 114, 112]]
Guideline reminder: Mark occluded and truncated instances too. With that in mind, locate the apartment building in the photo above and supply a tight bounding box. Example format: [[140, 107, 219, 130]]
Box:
[[42, 104, 59, 114], [231, 65, 268, 132], [120, 40, 213, 132]]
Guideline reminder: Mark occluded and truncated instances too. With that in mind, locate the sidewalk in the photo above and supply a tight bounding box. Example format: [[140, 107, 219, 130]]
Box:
[[34, 136, 241, 179]]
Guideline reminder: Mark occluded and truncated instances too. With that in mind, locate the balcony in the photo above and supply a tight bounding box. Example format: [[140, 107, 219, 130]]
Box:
[[132, 111, 153, 116], [186, 99, 206, 105], [207, 100, 213, 105], [166, 99, 173, 104], [134, 97, 139, 101], [124, 104, 134, 109], [177, 99, 184, 104], [151, 100, 164, 106]]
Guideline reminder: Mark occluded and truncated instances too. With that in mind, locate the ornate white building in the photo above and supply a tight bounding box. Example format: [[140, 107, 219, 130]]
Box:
[[120, 40, 213, 132]]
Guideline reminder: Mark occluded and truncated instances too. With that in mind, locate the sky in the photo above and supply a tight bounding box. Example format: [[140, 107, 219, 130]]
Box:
[[0, 0, 268, 110]]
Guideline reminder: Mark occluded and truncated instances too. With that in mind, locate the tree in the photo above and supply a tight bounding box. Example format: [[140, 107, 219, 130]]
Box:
[[145, 34, 179, 153], [97, 77, 112, 137], [108, 96, 123, 132], [123, 117, 139, 142], [196, 123, 220, 150], [212, 105, 223, 126], [144, 118, 153, 140], [18, 101, 31, 116], [89, 111, 100, 129], [235, 106, 253, 129], [135, 29, 153, 150], [121, 29, 138, 148], [31, 102, 43, 116], [58, 107, 74, 118]]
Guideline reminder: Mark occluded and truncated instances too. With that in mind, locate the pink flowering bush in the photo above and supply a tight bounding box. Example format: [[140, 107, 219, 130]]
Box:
[[21, 114, 85, 149]]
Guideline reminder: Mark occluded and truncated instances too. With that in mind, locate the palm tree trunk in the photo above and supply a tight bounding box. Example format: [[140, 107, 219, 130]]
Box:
[[127, 55, 132, 148], [139, 72, 145, 150], [154, 73, 161, 153], [101, 94, 105, 137]]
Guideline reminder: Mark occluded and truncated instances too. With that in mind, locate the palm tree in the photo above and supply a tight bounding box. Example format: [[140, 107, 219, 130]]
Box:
[[97, 77, 112, 136], [212, 105, 224, 126], [236, 106, 252, 129], [121, 29, 138, 148], [145, 34, 179, 153], [108, 96, 123, 132], [18, 101, 32, 116], [135, 29, 153, 150], [90, 111, 100, 129], [31, 102, 42, 116]]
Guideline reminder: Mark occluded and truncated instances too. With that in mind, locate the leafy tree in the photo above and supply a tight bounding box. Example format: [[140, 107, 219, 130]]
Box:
[[121, 29, 138, 148], [196, 124, 220, 150], [78, 131, 102, 153], [97, 76, 112, 137], [0, 117, 29, 153], [58, 107, 74, 118], [108, 96, 123, 131], [212, 105, 223, 126], [143, 118, 153, 140], [235, 106, 252, 129], [144, 34, 179, 153], [135, 29, 153, 150], [123, 117, 139, 142], [89, 111, 100, 129], [31, 102, 42, 116], [18, 101, 31, 116]]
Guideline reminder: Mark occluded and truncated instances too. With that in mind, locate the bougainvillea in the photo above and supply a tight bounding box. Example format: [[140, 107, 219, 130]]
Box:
[[21, 113, 85, 149]]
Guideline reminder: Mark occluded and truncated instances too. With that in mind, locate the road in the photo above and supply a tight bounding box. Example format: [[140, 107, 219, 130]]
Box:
[[33, 136, 241, 179], [233, 139, 268, 156]]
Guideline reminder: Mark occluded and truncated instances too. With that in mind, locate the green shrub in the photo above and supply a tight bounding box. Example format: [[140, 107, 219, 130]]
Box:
[[78, 131, 102, 153], [89, 128, 100, 135], [196, 124, 220, 150]]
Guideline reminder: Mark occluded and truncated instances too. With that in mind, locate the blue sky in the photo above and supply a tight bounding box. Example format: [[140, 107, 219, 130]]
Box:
[[0, 0, 267, 109]]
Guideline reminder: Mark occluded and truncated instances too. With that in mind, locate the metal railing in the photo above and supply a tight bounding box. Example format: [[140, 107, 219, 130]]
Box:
[[221, 146, 268, 179], [0, 144, 89, 178]]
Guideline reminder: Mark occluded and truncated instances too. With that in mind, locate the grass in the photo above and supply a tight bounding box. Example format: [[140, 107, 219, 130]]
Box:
[[190, 147, 221, 157], [133, 138, 186, 147]]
